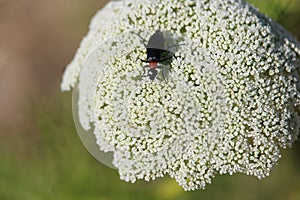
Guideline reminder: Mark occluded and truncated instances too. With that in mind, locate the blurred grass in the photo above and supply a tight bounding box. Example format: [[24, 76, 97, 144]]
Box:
[[247, 0, 300, 36], [0, 0, 300, 199], [1, 93, 300, 199]]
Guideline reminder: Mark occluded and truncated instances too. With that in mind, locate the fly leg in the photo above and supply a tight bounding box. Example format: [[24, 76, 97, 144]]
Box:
[[140, 65, 150, 80], [157, 64, 170, 81], [130, 31, 147, 48]]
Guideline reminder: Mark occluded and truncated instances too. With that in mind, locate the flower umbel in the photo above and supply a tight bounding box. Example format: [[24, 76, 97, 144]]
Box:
[[61, 0, 300, 191]]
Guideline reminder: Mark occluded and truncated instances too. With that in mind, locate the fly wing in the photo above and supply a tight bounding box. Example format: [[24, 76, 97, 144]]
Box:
[[146, 30, 165, 61], [147, 30, 165, 50]]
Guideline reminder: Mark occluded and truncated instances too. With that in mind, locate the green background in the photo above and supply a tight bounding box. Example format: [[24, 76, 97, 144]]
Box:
[[0, 0, 300, 199]]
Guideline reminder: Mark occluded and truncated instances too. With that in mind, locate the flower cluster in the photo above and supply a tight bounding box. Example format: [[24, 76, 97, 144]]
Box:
[[61, 0, 300, 190]]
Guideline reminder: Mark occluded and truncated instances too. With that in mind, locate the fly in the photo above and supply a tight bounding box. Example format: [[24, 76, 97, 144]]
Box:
[[132, 30, 178, 80]]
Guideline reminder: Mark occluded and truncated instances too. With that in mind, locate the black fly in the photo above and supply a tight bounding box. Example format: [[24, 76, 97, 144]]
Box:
[[132, 30, 177, 80]]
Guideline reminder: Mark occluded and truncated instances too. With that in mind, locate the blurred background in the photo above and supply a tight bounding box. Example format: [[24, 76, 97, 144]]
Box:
[[0, 0, 300, 199]]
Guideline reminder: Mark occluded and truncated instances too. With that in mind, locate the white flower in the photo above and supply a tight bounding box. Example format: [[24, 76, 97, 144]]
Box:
[[61, 0, 300, 191]]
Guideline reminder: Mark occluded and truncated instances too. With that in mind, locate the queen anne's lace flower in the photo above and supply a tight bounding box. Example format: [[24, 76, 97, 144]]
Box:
[[61, 0, 300, 191]]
